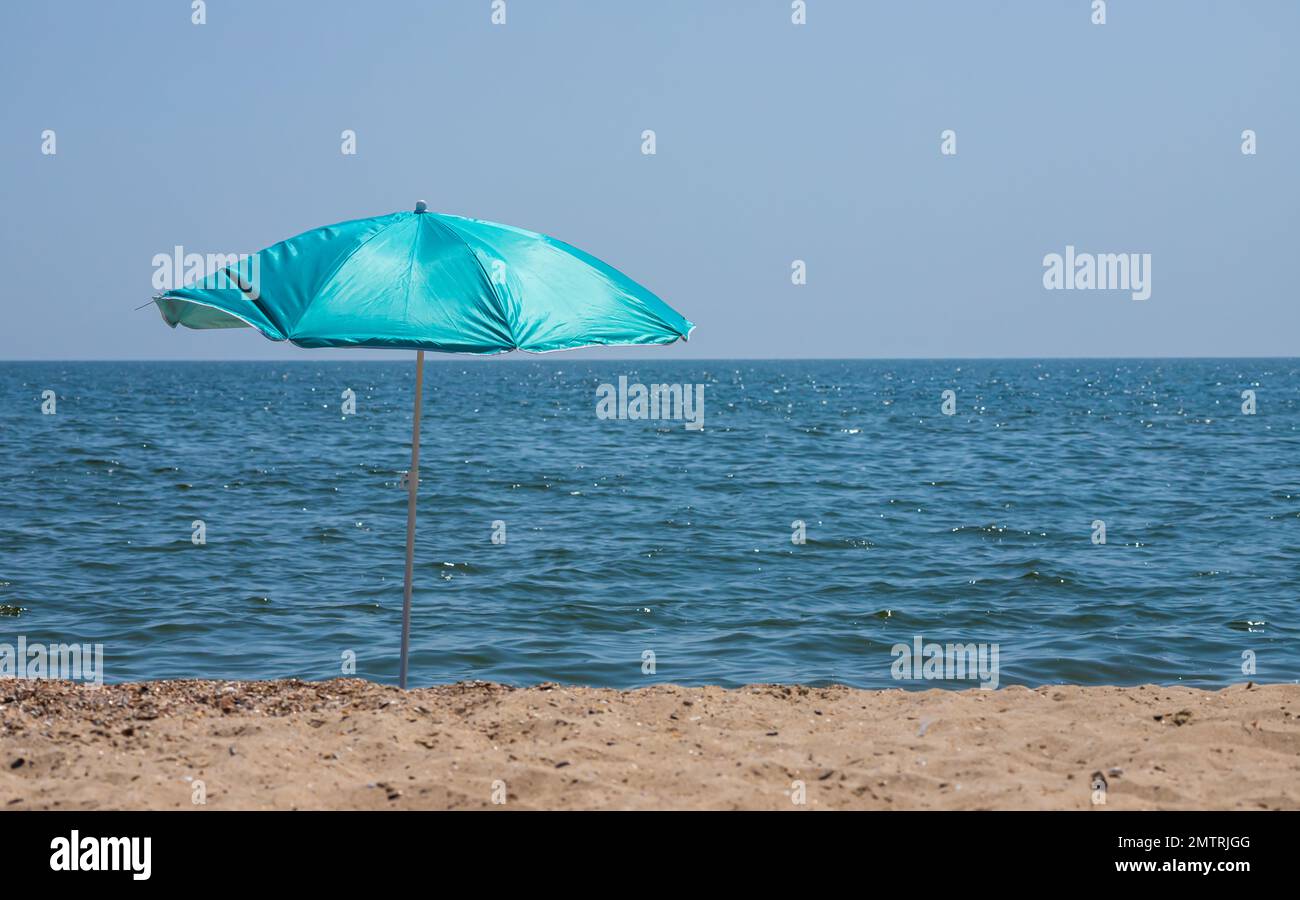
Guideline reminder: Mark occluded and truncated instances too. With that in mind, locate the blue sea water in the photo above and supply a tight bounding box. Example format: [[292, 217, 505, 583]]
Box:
[[1, 359, 1297, 689]]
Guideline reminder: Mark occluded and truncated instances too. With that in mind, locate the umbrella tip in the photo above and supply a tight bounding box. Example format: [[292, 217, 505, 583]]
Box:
[[414, 200, 428, 214]]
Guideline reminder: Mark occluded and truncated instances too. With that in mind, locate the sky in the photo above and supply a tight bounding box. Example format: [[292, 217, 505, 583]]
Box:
[[0, 0, 1296, 360]]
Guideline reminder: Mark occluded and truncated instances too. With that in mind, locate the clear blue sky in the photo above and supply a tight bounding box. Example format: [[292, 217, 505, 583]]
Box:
[[1, 0, 1295, 360]]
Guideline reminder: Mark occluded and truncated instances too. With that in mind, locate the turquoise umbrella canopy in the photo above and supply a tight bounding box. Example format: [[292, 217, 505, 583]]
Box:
[[155, 203, 694, 688], [156, 204, 694, 353]]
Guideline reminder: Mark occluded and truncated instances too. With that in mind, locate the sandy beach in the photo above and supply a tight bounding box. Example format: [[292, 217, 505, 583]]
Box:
[[1, 678, 1296, 810]]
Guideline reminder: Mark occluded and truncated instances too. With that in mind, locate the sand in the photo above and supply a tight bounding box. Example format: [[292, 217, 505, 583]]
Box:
[[1, 678, 1297, 810]]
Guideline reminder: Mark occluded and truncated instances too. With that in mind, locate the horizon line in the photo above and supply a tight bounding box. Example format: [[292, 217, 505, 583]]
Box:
[[1, 354, 1298, 363]]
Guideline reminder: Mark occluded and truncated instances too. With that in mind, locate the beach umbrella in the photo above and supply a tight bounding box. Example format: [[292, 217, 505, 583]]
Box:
[[153, 202, 694, 687]]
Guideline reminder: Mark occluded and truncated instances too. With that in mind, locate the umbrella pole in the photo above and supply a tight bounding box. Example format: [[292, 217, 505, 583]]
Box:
[[399, 350, 425, 689]]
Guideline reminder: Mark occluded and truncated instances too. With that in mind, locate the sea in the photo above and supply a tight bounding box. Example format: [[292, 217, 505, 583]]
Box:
[[1, 358, 1296, 689]]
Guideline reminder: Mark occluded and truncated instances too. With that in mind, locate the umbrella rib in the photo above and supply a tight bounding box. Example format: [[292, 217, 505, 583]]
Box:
[[401, 217, 422, 328], [220, 265, 280, 328]]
